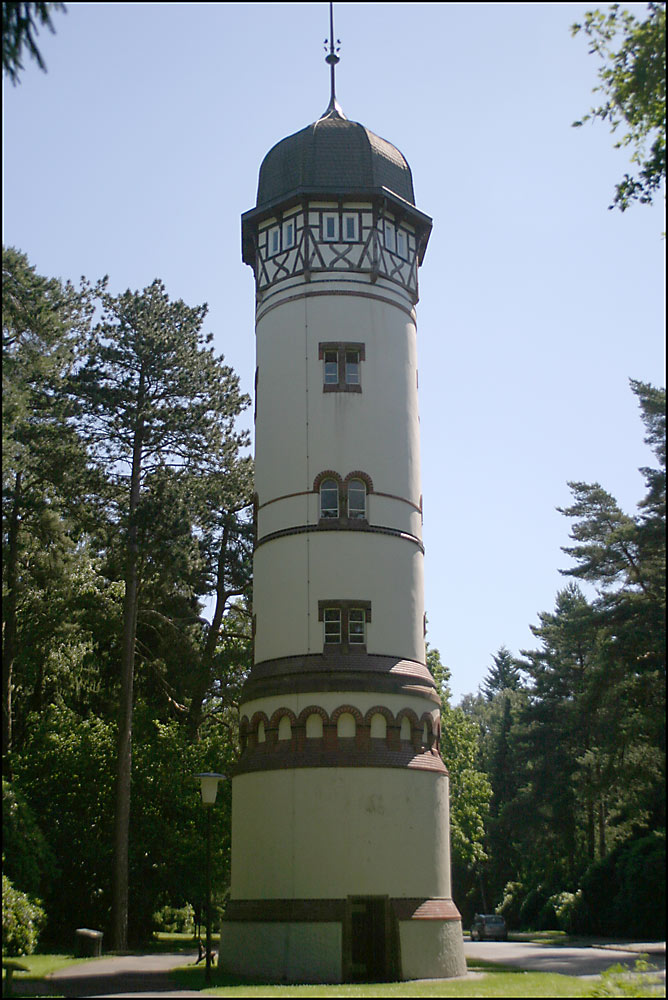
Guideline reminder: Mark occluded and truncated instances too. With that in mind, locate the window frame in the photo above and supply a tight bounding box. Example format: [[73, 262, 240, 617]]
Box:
[[323, 212, 339, 241], [342, 212, 360, 242], [319, 601, 372, 653], [267, 225, 280, 257], [384, 220, 396, 253], [282, 217, 296, 250], [319, 478, 340, 520], [323, 607, 342, 645], [346, 478, 367, 520], [319, 342, 365, 393]]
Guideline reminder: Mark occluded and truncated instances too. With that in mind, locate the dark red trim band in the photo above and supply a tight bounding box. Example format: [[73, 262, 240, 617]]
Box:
[[223, 897, 461, 923]]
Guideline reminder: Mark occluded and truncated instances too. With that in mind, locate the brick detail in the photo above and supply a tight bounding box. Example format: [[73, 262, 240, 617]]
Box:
[[242, 653, 440, 705], [232, 743, 448, 777], [223, 897, 461, 923], [391, 898, 462, 921]]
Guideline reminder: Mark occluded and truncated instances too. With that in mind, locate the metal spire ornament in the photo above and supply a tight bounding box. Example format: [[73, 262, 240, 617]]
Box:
[[322, 1, 346, 118]]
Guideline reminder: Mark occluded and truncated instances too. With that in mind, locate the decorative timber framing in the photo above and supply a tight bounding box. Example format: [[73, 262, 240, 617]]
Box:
[[242, 194, 432, 304]]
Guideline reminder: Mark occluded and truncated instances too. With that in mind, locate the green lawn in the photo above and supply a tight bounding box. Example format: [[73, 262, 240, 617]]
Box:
[[169, 962, 593, 998]]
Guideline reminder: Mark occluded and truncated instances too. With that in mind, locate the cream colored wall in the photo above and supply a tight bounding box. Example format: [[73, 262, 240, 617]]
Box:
[[219, 922, 341, 983], [399, 920, 467, 980], [252, 531, 425, 663], [230, 768, 452, 900], [254, 291, 421, 510], [256, 482, 421, 538]]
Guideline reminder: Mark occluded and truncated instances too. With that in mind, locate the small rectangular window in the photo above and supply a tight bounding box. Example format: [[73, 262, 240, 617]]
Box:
[[324, 608, 342, 644], [324, 350, 339, 385], [268, 226, 280, 256], [384, 221, 396, 253], [348, 609, 366, 644], [343, 213, 358, 241], [324, 213, 339, 241], [396, 229, 407, 259], [283, 219, 295, 249], [345, 350, 360, 385]]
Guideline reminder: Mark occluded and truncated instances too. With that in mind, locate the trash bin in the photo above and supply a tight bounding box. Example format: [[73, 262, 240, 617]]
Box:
[[74, 927, 103, 957]]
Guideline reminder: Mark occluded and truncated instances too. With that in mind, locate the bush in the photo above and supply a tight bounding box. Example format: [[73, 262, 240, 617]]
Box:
[[519, 883, 556, 930], [2, 874, 46, 956], [152, 903, 195, 935], [574, 832, 665, 939], [549, 890, 583, 934], [2, 780, 57, 898], [497, 881, 525, 928]]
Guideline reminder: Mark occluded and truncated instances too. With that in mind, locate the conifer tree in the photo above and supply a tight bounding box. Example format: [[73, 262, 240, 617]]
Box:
[[67, 278, 250, 950]]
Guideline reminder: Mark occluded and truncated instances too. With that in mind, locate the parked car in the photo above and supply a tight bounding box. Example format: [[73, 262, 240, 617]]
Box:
[[470, 913, 508, 941]]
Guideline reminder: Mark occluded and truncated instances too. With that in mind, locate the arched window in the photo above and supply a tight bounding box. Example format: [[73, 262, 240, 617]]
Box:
[[305, 713, 324, 738], [400, 717, 412, 742], [337, 712, 356, 738], [320, 478, 339, 519], [347, 478, 366, 520], [257, 720, 266, 743], [278, 716, 292, 741], [369, 713, 387, 739]]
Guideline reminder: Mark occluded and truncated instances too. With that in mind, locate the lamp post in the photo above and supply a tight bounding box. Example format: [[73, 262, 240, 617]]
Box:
[[196, 772, 225, 985]]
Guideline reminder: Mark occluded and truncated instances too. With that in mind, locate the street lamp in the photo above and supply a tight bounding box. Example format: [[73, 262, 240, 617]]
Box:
[[196, 772, 225, 985]]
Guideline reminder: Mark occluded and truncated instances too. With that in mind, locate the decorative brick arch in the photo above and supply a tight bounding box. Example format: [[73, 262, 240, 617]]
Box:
[[344, 470, 374, 493], [396, 707, 420, 748], [312, 470, 343, 492], [331, 704, 365, 727], [364, 705, 393, 744], [296, 704, 329, 748], [268, 707, 298, 731], [364, 705, 394, 726], [250, 710, 269, 730], [296, 704, 330, 728], [420, 711, 437, 751], [264, 707, 296, 747]]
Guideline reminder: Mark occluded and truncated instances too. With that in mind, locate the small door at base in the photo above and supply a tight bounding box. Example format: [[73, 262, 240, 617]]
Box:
[[348, 897, 388, 982]]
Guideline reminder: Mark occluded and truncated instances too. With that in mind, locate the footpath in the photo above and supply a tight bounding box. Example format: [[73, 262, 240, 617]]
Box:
[[15, 951, 201, 998]]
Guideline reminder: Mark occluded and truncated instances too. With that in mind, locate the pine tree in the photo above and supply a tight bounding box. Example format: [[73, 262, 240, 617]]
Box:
[[67, 278, 250, 950]]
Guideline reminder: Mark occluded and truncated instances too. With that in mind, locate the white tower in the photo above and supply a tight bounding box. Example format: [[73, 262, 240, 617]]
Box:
[[219, 15, 466, 983]]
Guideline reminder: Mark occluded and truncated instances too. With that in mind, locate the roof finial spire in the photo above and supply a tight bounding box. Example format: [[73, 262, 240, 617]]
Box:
[[322, 2, 346, 119]]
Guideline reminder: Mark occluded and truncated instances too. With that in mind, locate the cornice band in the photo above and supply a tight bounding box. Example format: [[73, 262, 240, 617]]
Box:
[[232, 742, 447, 777], [255, 522, 424, 553], [223, 897, 461, 923], [242, 653, 440, 705]]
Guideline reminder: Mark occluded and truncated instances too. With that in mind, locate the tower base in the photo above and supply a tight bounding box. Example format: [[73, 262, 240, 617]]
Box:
[[219, 897, 466, 983]]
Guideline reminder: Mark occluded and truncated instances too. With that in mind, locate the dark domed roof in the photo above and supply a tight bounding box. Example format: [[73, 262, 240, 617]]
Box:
[[255, 108, 416, 209]]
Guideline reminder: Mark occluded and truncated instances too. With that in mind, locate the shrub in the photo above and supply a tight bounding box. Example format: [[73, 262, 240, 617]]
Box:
[[2, 780, 57, 898], [497, 881, 525, 928], [153, 903, 195, 935], [2, 874, 46, 956], [519, 883, 555, 930], [549, 890, 583, 934], [574, 832, 665, 939]]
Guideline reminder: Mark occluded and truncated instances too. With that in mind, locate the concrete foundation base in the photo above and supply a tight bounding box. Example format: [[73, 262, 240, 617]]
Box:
[[219, 911, 466, 984]]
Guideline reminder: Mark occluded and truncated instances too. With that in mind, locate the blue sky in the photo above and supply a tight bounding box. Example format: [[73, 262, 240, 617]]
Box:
[[3, 3, 665, 703]]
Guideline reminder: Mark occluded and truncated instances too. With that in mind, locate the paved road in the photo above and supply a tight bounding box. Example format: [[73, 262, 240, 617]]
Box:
[[464, 939, 666, 979]]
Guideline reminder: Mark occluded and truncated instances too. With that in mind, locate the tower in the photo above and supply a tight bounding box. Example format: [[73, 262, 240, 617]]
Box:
[[219, 11, 466, 983]]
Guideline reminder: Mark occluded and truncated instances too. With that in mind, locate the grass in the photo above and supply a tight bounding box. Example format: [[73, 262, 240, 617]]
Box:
[[168, 960, 594, 997], [7, 937, 664, 999]]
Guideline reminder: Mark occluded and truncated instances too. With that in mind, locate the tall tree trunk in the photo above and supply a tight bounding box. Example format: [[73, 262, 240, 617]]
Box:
[[111, 406, 144, 951], [2, 472, 22, 777]]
